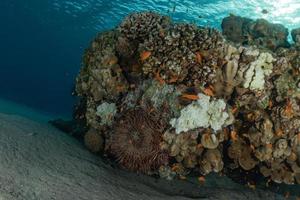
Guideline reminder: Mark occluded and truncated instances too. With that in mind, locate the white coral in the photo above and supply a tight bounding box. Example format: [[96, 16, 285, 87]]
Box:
[[96, 102, 117, 126], [170, 93, 230, 134], [243, 52, 275, 90]]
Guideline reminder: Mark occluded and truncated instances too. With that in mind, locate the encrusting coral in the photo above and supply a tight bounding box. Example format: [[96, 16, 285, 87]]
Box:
[[170, 93, 232, 133], [84, 129, 104, 153], [74, 11, 300, 187]]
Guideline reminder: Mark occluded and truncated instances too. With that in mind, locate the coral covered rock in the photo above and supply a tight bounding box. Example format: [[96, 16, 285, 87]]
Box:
[[74, 11, 300, 186], [222, 15, 289, 51], [292, 28, 300, 44]]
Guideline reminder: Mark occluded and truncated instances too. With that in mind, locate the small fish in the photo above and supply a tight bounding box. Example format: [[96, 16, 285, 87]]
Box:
[[195, 51, 202, 63], [181, 94, 199, 100], [154, 71, 165, 85], [284, 99, 293, 117], [266, 143, 273, 149], [171, 164, 181, 171], [230, 130, 238, 141], [231, 106, 238, 114], [26, 132, 38, 137], [268, 100, 273, 108], [172, 5, 176, 12], [198, 176, 206, 184], [168, 76, 178, 83], [116, 85, 126, 92], [140, 51, 151, 61], [275, 129, 283, 137], [262, 9, 268, 14], [108, 57, 118, 65], [203, 86, 214, 96]]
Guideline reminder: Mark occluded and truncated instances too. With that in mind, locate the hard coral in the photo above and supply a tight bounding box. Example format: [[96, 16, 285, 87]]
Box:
[[170, 93, 231, 134], [74, 11, 300, 186], [199, 149, 224, 175], [162, 130, 203, 169], [84, 129, 104, 153], [107, 108, 169, 173], [118, 12, 171, 41]]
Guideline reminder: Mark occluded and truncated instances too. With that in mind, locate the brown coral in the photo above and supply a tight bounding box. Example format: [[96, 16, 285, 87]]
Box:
[[118, 12, 171, 41], [84, 129, 104, 153], [162, 130, 203, 169], [199, 149, 224, 175], [107, 108, 169, 173]]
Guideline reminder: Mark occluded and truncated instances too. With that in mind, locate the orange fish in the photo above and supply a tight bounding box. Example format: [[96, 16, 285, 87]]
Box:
[[140, 51, 151, 61], [297, 133, 300, 142], [108, 57, 118, 65], [195, 52, 202, 64], [198, 176, 206, 184], [285, 99, 293, 117], [168, 76, 178, 83], [203, 86, 214, 96], [116, 85, 126, 92], [171, 164, 181, 172], [154, 71, 165, 85], [266, 143, 272, 149], [268, 100, 273, 109], [231, 106, 238, 114], [276, 129, 283, 137], [230, 130, 238, 141], [181, 94, 199, 101]]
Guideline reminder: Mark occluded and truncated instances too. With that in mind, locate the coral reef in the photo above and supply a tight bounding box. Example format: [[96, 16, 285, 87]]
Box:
[[74, 11, 300, 187], [292, 28, 300, 45], [221, 15, 289, 51]]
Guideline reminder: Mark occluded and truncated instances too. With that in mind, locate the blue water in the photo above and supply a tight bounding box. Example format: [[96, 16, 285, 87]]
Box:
[[1, 0, 300, 118]]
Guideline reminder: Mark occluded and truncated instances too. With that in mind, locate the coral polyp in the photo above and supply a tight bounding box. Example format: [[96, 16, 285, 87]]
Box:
[[107, 108, 169, 173]]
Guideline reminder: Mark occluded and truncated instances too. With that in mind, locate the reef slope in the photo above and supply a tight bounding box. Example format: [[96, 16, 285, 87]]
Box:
[[0, 113, 284, 200]]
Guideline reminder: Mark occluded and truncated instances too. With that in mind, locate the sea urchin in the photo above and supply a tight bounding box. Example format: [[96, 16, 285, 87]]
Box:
[[108, 108, 169, 173]]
